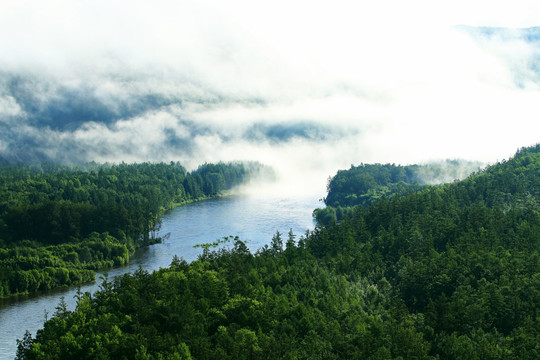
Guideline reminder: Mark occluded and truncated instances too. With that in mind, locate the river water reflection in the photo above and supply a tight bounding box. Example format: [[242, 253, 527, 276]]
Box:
[[0, 193, 320, 359]]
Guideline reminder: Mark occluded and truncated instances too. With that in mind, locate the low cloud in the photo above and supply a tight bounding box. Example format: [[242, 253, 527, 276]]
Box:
[[457, 26, 540, 88], [0, 1, 539, 195]]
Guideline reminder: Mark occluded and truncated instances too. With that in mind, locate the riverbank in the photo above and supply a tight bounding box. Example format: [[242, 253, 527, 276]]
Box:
[[0, 191, 236, 300], [0, 161, 263, 299], [0, 193, 320, 360], [167, 189, 236, 210]]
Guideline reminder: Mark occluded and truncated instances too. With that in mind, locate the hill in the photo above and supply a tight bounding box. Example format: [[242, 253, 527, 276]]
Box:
[[314, 160, 482, 225]]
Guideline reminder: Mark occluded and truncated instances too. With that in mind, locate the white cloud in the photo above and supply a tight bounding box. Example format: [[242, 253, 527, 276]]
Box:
[[0, 0, 539, 182], [0, 96, 23, 121]]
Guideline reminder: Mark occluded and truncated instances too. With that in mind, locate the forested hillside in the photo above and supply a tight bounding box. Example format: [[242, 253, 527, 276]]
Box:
[[17, 145, 540, 359], [314, 160, 482, 225], [0, 161, 265, 297]]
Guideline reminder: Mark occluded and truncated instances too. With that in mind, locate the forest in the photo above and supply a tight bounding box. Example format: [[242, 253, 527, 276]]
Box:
[[0, 161, 266, 297], [14, 144, 540, 359], [313, 160, 482, 225]]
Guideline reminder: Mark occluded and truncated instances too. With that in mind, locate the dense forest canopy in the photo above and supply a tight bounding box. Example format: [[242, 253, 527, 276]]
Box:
[[15, 144, 539, 359], [314, 160, 483, 225], [0, 161, 269, 297]]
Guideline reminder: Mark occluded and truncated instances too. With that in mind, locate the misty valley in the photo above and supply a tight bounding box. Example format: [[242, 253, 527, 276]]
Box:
[[3, 1, 540, 358], [0, 145, 537, 359]]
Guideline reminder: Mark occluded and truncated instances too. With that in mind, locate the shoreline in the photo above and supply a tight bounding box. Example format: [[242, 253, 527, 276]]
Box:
[[0, 191, 236, 300]]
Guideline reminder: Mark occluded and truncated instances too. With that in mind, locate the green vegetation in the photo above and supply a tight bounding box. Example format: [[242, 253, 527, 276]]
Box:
[[0, 161, 265, 297], [15, 145, 540, 359], [314, 160, 482, 225]]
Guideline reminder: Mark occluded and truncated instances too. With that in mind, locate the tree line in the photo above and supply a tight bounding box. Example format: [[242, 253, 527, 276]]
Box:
[[314, 159, 482, 225], [0, 161, 266, 297]]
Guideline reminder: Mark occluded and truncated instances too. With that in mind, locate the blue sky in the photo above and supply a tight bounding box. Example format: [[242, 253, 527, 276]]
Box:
[[0, 1, 539, 191]]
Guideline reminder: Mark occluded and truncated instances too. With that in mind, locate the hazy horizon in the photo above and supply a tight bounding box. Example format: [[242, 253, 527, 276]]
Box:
[[1, 1, 539, 193]]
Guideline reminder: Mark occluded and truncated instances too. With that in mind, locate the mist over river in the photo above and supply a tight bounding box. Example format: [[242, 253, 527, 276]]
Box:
[[0, 193, 321, 360]]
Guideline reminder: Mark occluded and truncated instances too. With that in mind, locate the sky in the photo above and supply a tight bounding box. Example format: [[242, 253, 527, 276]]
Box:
[[0, 0, 539, 193]]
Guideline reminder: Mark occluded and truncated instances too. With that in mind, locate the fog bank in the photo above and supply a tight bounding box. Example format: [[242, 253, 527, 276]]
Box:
[[1, 1, 539, 195]]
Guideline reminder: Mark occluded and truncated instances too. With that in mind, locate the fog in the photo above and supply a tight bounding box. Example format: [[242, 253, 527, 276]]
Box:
[[0, 1, 539, 194]]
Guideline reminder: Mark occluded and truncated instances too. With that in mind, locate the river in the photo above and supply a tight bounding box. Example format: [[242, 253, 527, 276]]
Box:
[[0, 193, 321, 360]]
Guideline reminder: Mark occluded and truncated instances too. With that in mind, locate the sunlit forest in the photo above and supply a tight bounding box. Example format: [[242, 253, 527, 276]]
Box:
[[313, 160, 482, 225], [14, 144, 540, 359]]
